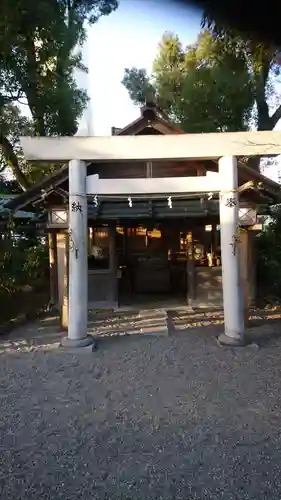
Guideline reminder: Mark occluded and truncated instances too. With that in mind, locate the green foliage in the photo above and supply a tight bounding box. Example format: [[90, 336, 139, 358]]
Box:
[[201, 17, 281, 131], [0, 0, 119, 321], [122, 68, 153, 105], [257, 208, 281, 302], [0, 233, 49, 295], [153, 31, 185, 101], [122, 27, 281, 139], [0, 104, 33, 176], [0, 177, 21, 194], [0, 0, 118, 186], [0, 230, 50, 323], [123, 30, 255, 133]]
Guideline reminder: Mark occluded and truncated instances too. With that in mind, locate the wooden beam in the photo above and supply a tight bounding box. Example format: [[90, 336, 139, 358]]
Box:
[[48, 232, 58, 307], [61, 233, 69, 330], [57, 232, 68, 329], [186, 231, 195, 306], [248, 223, 262, 231], [86, 173, 222, 195], [239, 229, 250, 327], [20, 131, 281, 162], [237, 180, 256, 193], [238, 160, 280, 191]]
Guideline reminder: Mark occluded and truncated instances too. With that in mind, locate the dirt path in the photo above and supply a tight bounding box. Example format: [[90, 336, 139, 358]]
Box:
[[1, 315, 281, 499]]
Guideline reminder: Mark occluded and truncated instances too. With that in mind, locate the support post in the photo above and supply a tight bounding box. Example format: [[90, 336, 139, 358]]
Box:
[[109, 224, 118, 305], [61, 232, 69, 330], [186, 231, 195, 307], [61, 159, 93, 348], [239, 229, 250, 327], [218, 156, 245, 346], [48, 231, 58, 308], [248, 230, 257, 306]]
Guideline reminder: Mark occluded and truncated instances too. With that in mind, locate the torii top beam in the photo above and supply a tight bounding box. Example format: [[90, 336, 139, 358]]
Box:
[[20, 131, 281, 162]]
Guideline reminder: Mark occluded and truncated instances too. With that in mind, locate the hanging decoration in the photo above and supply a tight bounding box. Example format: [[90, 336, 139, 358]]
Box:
[[230, 224, 244, 256], [68, 229, 79, 259], [167, 196, 172, 208], [128, 197, 132, 207], [93, 195, 99, 207], [40, 188, 48, 201], [230, 233, 240, 256]]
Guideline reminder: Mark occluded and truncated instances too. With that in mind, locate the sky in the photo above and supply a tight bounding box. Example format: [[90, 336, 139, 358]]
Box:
[[75, 0, 281, 182], [77, 0, 201, 136]]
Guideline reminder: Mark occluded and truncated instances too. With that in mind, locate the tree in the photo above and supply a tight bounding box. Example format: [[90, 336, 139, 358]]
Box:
[[0, 104, 34, 189], [0, 0, 118, 189], [122, 28, 281, 169], [122, 30, 254, 134], [202, 16, 281, 132], [257, 206, 281, 303]]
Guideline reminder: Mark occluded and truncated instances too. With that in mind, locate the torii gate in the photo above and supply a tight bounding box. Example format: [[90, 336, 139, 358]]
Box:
[[21, 131, 281, 348]]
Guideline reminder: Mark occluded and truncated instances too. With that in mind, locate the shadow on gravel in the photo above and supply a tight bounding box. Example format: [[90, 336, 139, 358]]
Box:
[[0, 313, 64, 354], [1, 307, 281, 354]]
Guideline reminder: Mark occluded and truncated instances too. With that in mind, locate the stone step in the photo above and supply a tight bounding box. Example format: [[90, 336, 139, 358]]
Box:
[[138, 308, 168, 318], [171, 309, 224, 331], [89, 308, 168, 337]]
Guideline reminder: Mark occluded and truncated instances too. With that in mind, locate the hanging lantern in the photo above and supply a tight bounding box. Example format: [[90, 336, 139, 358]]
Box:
[[48, 206, 68, 227]]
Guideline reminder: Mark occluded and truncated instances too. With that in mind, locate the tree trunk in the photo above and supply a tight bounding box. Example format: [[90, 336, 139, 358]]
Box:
[[24, 35, 46, 137], [0, 131, 30, 191]]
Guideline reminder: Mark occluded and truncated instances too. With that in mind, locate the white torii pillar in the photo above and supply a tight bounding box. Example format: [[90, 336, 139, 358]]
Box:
[[61, 159, 93, 348], [218, 156, 245, 346]]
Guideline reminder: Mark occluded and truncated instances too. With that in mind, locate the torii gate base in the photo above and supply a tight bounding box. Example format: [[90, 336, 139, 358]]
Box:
[[62, 156, 245, 348]]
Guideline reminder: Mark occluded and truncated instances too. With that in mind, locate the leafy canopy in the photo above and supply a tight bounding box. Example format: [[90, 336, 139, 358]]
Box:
[[122, 28, 281, 135], [0, 0, 118, 188]]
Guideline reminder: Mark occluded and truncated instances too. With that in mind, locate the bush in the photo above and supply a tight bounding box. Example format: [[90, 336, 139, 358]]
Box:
[[0, 232, 49, 322], [256, 207, 281, 303], [0, 235, 48, 294]]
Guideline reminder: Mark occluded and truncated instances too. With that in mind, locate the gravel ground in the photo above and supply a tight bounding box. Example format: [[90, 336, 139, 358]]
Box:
[[1, 319, 281, 499]]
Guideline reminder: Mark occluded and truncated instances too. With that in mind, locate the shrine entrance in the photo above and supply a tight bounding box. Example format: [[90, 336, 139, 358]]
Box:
[[116, 222, 185, 306], [115, 219, 222, 307]]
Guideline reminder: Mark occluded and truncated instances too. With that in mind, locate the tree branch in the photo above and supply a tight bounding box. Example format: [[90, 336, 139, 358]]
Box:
[[255, 57, 272, 130], [2, 89, 25, 105], [24, 36, 46, 136], [0, 130, 30, 191], [270, 104, 281, 129], [256, 95, 271, 130]]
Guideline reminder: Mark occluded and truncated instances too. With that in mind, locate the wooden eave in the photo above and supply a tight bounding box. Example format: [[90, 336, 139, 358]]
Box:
[[237, 161, 281, 203], [3, 164, 69, 213], [116, 111, 183, 136]]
